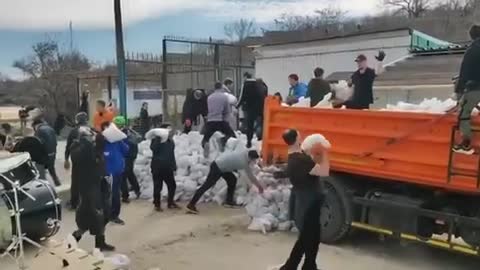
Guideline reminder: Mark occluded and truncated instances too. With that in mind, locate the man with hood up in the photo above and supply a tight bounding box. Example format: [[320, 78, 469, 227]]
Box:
[[65, 112, 90, 210], [33, 117, 61, 186]]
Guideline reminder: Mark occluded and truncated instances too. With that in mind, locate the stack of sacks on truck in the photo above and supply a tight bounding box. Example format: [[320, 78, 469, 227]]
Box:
[[284, 79, 464, 114]]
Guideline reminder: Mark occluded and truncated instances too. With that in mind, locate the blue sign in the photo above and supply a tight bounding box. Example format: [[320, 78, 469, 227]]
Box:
[[133, 90, 162, 100]]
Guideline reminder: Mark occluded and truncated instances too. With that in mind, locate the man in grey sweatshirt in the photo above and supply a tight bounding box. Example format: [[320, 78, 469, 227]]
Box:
[[201, 82, 237, 149], [186, 149, 264, 214]]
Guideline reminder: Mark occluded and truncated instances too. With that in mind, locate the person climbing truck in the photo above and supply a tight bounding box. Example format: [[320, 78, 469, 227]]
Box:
[[453, 24, 480, 155]]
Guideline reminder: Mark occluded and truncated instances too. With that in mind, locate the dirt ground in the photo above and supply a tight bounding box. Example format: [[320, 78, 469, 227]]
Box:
[[3, 201, 479, 270], [1, 141, 479, 269]]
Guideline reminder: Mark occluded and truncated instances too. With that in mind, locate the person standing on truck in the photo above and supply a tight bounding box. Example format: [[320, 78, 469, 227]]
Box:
[[306, 68, 331, 107], [202, 82, 237, 154], [345, 51, 386, 109], [276, 129, 330, 270], [287, 74, 308, 104], [237, 72, 266, 148], [453, 25, 480, 155]]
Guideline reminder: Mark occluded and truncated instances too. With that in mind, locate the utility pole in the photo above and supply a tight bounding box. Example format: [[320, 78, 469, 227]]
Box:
[[114, 0, 127, 117], [69, 21, 74, 52]]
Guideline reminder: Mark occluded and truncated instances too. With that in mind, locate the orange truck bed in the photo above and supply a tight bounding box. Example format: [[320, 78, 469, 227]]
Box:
[[261, 96, 480, 195]]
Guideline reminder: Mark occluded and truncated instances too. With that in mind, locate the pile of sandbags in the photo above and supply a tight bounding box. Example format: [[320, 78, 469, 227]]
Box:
[[134, 130, 292, 234], [383, 98, 457, 113], [245, 167, 293, 233], [133, 131, 262, 204]]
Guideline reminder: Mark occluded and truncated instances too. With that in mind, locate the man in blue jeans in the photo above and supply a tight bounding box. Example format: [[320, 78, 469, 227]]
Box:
[[101, 122, 129, 225]]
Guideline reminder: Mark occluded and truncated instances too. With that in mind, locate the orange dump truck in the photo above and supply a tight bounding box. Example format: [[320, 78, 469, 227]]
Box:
[[262, 96, 480, 255]]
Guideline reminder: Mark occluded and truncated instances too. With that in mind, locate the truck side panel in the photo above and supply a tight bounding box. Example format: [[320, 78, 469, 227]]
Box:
[[262, 97, 480, 194]]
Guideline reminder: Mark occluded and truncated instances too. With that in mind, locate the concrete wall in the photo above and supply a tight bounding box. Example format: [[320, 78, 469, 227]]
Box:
[[255, 30, 412, 98]]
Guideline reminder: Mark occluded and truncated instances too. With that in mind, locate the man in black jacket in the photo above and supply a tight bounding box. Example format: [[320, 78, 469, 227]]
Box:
[[69, 127, 115, 252], [33, 118, 61, 186], [306, 68, 331, 107], [64, 112, 90, 209], [150, 124, 179, 211], [453, 25, 480, 155], [346, 51, 385, 109], [237, 72, 267, 148]]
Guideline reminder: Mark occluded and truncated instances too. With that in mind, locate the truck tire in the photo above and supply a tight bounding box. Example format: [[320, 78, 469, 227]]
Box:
[[321, 176, 353, 244]]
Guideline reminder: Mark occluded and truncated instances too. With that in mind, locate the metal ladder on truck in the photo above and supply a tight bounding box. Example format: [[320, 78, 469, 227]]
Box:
[[447, 125, 480, 189]]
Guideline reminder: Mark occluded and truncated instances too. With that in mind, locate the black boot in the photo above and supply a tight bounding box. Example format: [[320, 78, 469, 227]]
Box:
[[72, 230, 83, 242], [95, 235, 115, 252]]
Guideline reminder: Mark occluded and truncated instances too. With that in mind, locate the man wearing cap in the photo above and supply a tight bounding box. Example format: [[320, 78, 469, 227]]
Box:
[[65, 112, 91, 209], [113, 116, 141, 203], [346, 51, 386, 109]]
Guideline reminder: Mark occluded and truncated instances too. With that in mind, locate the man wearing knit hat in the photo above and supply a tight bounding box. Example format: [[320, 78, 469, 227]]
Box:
[[113, 116, 141, 203], [65, 112, 93, 210]]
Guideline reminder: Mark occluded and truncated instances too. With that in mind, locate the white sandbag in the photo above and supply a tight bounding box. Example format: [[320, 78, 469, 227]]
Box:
[[331, 80, 353, 102], [301, 133, 331, 151], [248, 217, 272, 234], [145, 128, 170, 141], [314, 92, 333, 108], [105, 254, 131, 269], [278, 221, 292, 231], [102, 123, 127, 143], [291, 97, 311, 108], [225, 93, 238, 105]]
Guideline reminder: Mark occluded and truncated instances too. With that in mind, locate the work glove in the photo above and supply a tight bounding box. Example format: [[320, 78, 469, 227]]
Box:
[[375, 50, 386, 62]]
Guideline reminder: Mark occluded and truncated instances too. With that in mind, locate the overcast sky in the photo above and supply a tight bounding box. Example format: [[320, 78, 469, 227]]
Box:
[[0, 0, 379, 79]]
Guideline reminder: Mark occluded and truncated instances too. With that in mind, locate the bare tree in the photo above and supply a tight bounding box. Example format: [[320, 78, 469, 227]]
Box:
[[274, 7, 346, 31], [384, 0, 432, 18], [13, 40, 90, 121], [224, 19, 258, 41]]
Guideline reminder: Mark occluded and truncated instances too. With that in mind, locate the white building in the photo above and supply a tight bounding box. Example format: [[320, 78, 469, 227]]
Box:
[[254, 28, 452, 98]]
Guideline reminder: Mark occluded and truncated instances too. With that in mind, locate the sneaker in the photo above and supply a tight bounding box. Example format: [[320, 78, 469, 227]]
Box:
[[111, 218, 125, 225], [222, 202, 242, 209], [453, 145, 475, 155], [168, 203, 180, 210], [155, 205, 164, 212], [186, 204, 199, 215], [122, 198, 131, 204]]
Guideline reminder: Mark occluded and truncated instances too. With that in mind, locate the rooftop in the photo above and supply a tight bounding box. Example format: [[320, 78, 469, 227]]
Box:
[[375, 47, 466, 87]]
